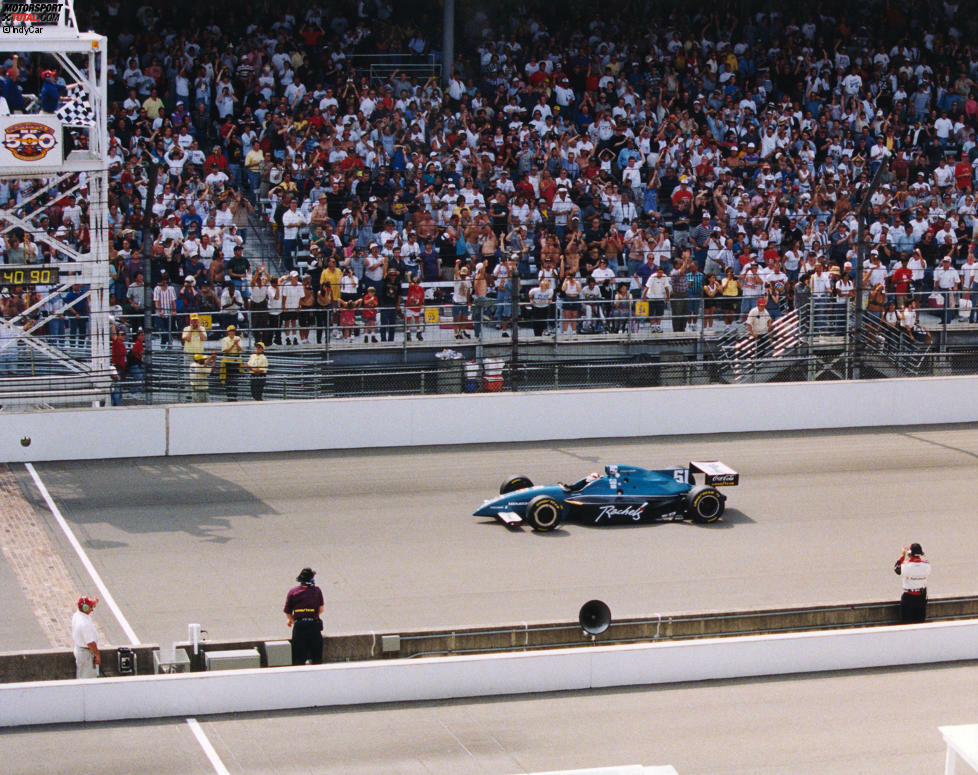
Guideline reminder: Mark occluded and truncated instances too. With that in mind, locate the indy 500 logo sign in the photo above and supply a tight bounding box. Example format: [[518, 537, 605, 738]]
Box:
[[3, 121, 58, 161], [0, 1, 65, 33]]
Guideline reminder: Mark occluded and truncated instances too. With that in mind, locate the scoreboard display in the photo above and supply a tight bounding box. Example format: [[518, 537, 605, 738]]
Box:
[[0, 265, 61, 286]]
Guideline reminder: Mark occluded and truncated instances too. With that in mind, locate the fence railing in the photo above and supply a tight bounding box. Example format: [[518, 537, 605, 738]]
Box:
[[0, 286, 967, 408]]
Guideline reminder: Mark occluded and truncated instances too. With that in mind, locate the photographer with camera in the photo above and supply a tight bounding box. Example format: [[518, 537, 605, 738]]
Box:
[[894, 543, 931, 623]]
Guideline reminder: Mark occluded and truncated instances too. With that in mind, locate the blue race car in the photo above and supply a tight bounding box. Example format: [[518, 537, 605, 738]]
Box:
[[473, 461, 739, 531]]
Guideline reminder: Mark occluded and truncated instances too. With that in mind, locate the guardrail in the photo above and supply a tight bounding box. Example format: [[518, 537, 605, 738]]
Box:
[[5, 595, 978, 683], [6, 609, 978, 728]]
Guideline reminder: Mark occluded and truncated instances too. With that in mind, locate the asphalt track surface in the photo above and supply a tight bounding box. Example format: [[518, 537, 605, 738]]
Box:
[[5, 425, 978, 773]]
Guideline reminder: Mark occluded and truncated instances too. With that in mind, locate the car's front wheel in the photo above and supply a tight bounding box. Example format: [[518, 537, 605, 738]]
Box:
[[686, 485, 725, 523], [525, 494, 563, 531], [500, 475, 533, 495]]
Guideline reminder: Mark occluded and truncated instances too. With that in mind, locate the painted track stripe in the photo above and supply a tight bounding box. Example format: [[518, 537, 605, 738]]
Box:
[[187, 718, 231, 775], [25, 463, 141, 645]]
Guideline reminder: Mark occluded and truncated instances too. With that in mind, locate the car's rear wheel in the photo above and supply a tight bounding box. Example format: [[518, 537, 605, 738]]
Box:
[[687, 485, 724, 523], [500, 475, 533, 495], [526, 494, 562, 531]]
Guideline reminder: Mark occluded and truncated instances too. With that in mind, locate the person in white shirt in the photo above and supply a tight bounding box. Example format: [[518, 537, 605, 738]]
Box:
[[746, 296, 773, 339], [278, 270, 304, 345], [907, 250, 927, 288], [933, 255, 961, 323], [862, 252, 888, 289], [197, 234, 216, 267], [71, 597, 100, 679], [894, 542, 931, 622], [551, 187, 577, 236], [642, 264, 671, 333], [933, 159, 954, 191], [221, 226, 243, 257], [902, 298, 931, 344], [159, 215, 184, 244], [205, 168, 229, 194], [61, 196, 82, 230], [961, 250, 978, 322], [281, 199, 308, 274], [181, 234, 200, 260], [591, 258, 616, 298], [621, 157, 643, 201]]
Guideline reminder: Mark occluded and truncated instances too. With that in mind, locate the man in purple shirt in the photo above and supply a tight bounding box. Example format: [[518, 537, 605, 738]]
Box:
[[283, 567, 325, 665]]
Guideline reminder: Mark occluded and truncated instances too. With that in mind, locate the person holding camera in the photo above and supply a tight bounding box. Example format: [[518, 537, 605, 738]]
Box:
[[181, 311, 207, 369], [894, 542, 930, 623]]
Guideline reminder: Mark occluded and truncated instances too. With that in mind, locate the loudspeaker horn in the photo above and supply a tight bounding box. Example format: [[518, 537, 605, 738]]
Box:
[[579, 599, 611, 636]]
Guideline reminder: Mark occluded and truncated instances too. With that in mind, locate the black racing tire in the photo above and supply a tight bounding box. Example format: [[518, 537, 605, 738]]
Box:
[[525, 494, 563, 532], [687, 485, 725, 523], [500, 475, 534, 495]]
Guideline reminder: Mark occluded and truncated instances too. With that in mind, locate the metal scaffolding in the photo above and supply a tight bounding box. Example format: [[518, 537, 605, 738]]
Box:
[[0, 3, 111, 407]]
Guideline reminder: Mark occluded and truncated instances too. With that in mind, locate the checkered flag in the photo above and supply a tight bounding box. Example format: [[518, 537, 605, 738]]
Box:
[[56, 85, 95, 127]]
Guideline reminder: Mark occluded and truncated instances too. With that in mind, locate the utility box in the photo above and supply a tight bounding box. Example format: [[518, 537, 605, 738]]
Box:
[[203, 648, 261, 671], [264, 640, 292, 667], [153, 648, 191, 674]]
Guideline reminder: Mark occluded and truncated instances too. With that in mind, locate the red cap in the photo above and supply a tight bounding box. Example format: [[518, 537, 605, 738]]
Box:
[[77, 596, 97, 611]]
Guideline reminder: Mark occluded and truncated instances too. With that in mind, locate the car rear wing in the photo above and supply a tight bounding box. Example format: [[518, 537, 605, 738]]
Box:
[[689, 460, 739, 487]]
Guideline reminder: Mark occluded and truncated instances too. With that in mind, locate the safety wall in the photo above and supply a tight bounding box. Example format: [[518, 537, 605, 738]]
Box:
[[2, 619, 978, 727], [2, 376, 978, 462]]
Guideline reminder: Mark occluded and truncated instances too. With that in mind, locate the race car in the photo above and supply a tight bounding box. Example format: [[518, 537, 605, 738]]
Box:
[[473, 461, 739, 531]]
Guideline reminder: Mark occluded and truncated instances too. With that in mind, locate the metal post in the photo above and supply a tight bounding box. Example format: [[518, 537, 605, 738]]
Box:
[[442, 0, 455, 86], [141, 161, 159, 404], [941, 291, 948, 353], [401, 309, 408, 362], [510, 256, 520, 391], [853, 156, 890, 380]]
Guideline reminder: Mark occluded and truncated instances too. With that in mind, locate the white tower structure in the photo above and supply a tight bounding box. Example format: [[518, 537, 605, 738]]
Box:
[[0, 0, 110, 406]]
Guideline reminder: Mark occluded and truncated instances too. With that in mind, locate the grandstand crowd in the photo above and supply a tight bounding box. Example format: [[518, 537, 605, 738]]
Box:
[[2, 0, 978, 360]]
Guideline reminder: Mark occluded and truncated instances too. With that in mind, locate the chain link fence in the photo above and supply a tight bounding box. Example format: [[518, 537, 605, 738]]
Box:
[[0, 287, 973, 408]]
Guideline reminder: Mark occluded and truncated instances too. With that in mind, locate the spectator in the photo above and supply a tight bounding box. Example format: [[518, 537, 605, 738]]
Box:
[[528, 278, 555, 337], [452, 261, 472, 339], [246, 341, 268, 400], [189, 352, 217, 403], [181, 312, 207, 368], [279, 272, 303, 345], [220, 325, 243, 402], [15, 0, 978, 369], [642, 263, 670, 334], [746, 297, 773, 343], [280, 199, 307, 274], [360, 285, 379, 343]]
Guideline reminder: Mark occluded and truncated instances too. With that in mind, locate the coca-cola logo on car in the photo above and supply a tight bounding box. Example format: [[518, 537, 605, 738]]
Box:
[[709, 474, 737, 485]]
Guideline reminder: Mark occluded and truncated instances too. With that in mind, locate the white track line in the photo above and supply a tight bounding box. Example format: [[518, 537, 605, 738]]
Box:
[[187, 718, 231, 775], [25, 462, 141, 645], [28, 465, 231, 772]]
